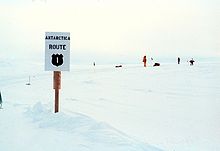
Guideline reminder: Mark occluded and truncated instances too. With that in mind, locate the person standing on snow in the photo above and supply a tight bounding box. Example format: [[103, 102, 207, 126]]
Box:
[[189, 58, 195, 66], [143, 55, 147, 67], [178, 57, 180, 64]]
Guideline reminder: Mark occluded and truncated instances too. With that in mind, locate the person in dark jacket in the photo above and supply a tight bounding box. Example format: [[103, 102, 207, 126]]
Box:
[[178, 57, 180, 64], [189, 58, 195, 66]]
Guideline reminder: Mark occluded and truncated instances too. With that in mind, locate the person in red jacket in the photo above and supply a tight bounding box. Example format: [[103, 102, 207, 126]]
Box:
[[143, 55, 147, 67]]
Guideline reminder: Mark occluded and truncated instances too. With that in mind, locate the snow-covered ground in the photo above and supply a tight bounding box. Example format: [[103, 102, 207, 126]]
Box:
[[0, 58, 220, 151]]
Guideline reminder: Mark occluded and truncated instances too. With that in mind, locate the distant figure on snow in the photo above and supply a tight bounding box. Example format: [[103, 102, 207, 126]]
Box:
[[150, 57, 154, 66], [143, 55, 147, 67], [189, 58, 195, 66], [178, 57, 180, 64], [93, 62, 96, 66]]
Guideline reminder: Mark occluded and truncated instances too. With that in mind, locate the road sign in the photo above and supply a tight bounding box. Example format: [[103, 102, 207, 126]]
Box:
[[45, 32, 70, 71]]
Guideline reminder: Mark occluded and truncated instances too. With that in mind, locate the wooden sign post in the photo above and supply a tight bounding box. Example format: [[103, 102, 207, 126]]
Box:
[[53, 71, 61, 113]]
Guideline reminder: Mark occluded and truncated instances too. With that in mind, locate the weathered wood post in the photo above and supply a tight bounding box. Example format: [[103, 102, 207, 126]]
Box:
[[53, 71, 61, 113]]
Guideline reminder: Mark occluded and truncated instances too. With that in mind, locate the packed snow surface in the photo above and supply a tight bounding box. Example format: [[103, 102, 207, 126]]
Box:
[[0, 59, 220, 151]]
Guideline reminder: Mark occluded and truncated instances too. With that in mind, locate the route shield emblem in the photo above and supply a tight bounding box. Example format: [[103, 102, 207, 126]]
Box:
[[51, 54, 63, 67]]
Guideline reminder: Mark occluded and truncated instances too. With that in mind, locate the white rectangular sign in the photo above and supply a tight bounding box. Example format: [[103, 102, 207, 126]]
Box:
[[45, 32, 70, 71]]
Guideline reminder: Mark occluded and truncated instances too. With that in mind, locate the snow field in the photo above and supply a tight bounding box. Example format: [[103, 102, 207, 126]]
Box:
[[1, 60, 220, 151]]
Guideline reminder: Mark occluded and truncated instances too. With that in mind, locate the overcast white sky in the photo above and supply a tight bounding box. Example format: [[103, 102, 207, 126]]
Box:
[[0, 0, 219, 63]]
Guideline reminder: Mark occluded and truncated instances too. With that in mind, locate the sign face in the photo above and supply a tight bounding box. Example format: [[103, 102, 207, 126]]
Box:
[[45, 32, 70, 71]]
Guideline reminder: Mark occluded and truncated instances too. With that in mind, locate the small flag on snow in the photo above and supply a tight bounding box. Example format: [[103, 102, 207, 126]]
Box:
[[0, 91, 2, 108]]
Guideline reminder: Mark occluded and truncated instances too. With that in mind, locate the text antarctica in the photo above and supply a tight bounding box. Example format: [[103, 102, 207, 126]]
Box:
[[45, 36, 70, 40]]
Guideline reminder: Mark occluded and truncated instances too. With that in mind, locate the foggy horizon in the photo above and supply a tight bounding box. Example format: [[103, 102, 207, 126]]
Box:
[[0, 0, 219, 62]]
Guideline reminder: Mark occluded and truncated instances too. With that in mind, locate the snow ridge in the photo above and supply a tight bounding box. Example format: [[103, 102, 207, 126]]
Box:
[[25, 102, 163, 151]]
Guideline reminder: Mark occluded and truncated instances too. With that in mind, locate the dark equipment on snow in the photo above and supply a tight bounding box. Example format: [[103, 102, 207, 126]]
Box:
[[115, 65, 122, 68], [153, 63, 160, 67]]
